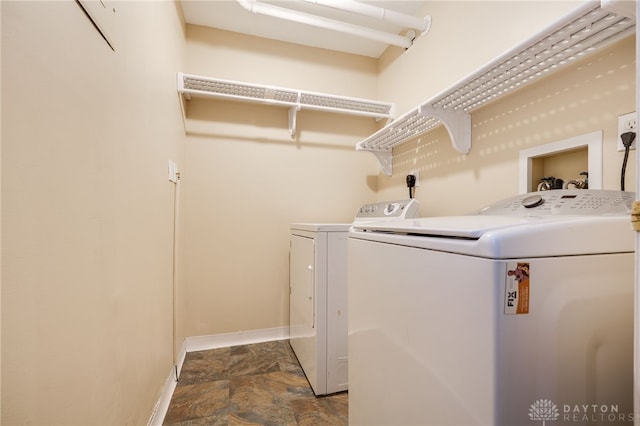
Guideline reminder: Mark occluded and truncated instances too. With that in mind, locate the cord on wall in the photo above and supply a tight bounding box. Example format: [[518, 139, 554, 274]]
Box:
[[620, 131, 636, 191], [170, 167, 181, 382], [406, 174, 416, 199]]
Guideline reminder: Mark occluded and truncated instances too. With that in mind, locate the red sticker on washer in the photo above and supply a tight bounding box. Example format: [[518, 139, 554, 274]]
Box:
[[505, 262, 530, 315]]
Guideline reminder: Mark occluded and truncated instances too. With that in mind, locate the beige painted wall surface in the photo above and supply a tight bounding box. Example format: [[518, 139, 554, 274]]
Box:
[[378, 1, 582, 115], [2, 1, 184, 424], [378, 33, 636, 215], [1, 1, 636, 424], [178, 26, 379, 340]]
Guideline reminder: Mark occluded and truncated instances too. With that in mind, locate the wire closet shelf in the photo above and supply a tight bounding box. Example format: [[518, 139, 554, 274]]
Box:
[[177, 73, 395, 138], [358, 0, 636, 175]]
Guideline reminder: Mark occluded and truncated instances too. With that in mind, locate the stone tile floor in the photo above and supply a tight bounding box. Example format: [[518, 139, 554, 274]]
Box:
[[163, 340, 348, 425]]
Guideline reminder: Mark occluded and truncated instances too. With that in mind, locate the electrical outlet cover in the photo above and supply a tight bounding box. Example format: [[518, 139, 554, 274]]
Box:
[[409, 170, 420, 186], [617, 111, 637, 151]]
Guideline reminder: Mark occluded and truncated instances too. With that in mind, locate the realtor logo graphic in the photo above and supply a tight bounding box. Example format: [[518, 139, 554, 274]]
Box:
[[528, 399, 633, 423], [529, 399, 560, 425]]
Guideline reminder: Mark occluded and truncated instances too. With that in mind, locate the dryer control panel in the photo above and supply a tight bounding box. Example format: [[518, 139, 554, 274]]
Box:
[[355, 199, 420, 222], [476, 189, 634, 216]]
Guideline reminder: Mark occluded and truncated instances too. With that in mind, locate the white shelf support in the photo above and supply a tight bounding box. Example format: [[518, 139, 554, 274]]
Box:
[[288, 106, 300, 138], [418, 105, 471, 154], [356, 148, 393, 176]]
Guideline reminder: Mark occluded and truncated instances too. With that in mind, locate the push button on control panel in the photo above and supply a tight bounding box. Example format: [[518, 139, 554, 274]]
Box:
[[355, 199, 419, 221]]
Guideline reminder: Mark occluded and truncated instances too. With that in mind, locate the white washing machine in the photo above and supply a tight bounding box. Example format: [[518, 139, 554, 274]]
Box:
[[348, 190, 634, 425], [290, 199, 419, 396]]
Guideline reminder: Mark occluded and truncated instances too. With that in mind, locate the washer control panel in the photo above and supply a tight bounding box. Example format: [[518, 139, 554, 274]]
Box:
[[355, 199, 420, 221], [476, 189, 634, 216]]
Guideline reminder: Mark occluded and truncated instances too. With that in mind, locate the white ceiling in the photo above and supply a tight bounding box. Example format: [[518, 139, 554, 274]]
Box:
[[180, 0, 429, 58]]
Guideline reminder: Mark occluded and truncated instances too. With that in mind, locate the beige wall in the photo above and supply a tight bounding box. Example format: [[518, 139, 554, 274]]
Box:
[[377, 1, 582, 114], [376, 2, 636, 215], [177, 26, 380, 341], [2, 1, 185, 424], [1, 1, 636, 424]]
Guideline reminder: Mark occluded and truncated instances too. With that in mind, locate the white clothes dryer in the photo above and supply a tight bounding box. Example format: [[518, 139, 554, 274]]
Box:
[[348, 190, 634, 425], [290, 199, 419, 396]]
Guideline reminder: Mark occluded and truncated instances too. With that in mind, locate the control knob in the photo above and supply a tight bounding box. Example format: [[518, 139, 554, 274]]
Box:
[[522, 194, 544, 208], [385, 203, 400, 215]]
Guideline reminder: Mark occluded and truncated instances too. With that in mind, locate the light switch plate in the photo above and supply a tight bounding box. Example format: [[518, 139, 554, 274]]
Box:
[[168, 160, 178, 183]]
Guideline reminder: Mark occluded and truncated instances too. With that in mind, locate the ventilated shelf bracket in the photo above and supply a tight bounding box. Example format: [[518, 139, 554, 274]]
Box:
[[177, 72, 395, 138], [419, 105, 471, 154], [288, 106, 299, 138], [356, 148, 393, 176], [355, 108, 468, 176], [356, 0, 635, 175]]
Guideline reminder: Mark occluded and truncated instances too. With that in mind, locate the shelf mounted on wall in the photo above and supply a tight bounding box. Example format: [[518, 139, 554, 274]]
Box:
[[177, 72, 395, 138], [358, 0, 636, 176]]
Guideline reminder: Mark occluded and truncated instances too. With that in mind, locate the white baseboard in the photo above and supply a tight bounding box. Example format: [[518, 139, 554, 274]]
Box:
[[184, 326, 289, 353], [147, 364, 179, 426], [147, 326, 289, 426]]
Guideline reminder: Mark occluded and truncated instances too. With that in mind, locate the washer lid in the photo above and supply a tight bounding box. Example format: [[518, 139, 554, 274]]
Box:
[[350, 214, 634, 258], [352, 215, 533, 239], [350, 190, 636, 257]]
